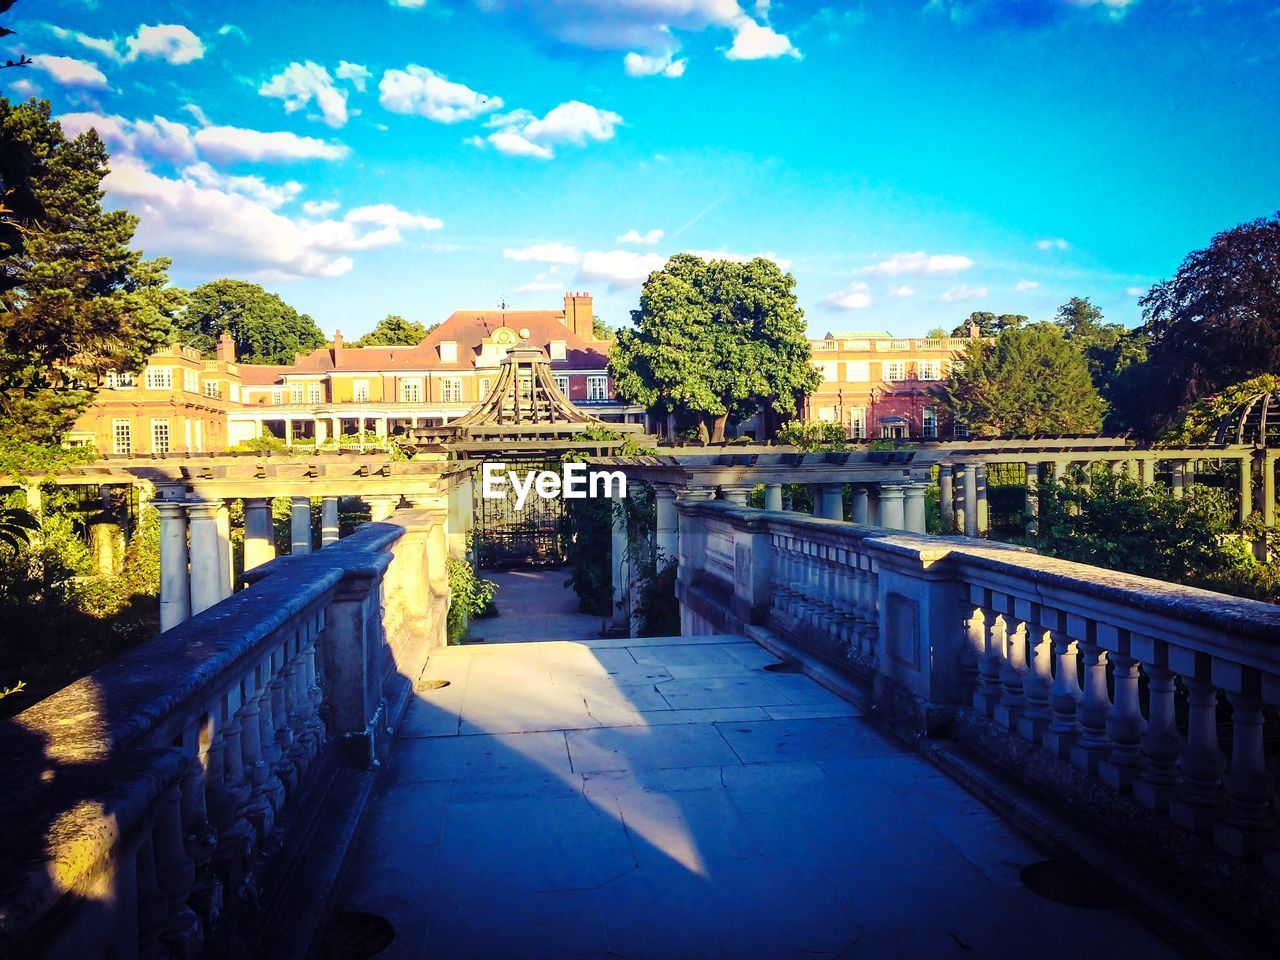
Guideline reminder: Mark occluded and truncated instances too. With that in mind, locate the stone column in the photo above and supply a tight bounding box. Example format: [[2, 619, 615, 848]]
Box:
[[156, 501, 191, 632], [321, 496, 340, 546], [817, 483, 844, 521], [1140, 458, 1156, 488], [763, 484, 784, 512], [654, 484, 678, 562], [938, 465, 955, 533], [284, 417, 293, 447], [1171, 460, 1185, 499], [187, 501, 224, 616], [1185, 459, 1197, 489], [365, 495, 400, 522], [975, 464, 990, 535], [290, 496, 312, 555], [215, 503, 233, 599], [243, 498, 275, 571], [1264, 454, 1276, 528], [315, 419, 328, 445], [720, 484, 753, 507], [610, 488, 630, 633], [962, 464, 979, 538], [1024, 462, 1040, 538], [850, 486, 869, 525], [903, 483, 927, 534], [1238, 456, 1252, 524], [878, 484, 906, 531]]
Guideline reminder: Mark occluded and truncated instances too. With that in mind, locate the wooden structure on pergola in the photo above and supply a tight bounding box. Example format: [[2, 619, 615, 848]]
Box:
[[410, 342, 647, 460]]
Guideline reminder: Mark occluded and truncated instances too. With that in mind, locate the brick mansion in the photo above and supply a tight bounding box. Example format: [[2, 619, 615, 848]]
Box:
[[69, 291, 975, 454]]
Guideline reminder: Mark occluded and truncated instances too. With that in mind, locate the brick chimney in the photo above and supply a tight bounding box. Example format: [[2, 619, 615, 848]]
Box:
[[333, 329, 344, 351], [215, 330, 235, 362], [563, 291, 594, 339]]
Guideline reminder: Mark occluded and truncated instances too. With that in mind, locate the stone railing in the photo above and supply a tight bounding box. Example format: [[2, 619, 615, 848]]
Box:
[[0, 508, 448, 958], [675, 500, 1280, 889]]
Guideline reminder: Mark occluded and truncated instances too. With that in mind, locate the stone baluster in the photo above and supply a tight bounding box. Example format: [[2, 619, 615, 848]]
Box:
[[961, 605, 985, 705], [269, 644, 299, 795], [154, 781, 201, 956], [177, 745, 218, 927], [156, 500, 192, 631], [255, 654, 287, 813], [203, 712, 252, 894], [938, 465, 956, 533], [850, 486, 870, 525], [302, 613, 326, 752], [1099, 625, 1146, 792], [836, 561, 858, 646], [1213, 667, 1276, 861], [1168, 660, 1227, 835], [135, 832, 169, 960], [1132, 636, 1182, 813], [237, 671, 275, 844], [1017, 612, 1054, 744], [994, 600, 1028, 730], [1042, 617, 1082, 759], [974, 606, 1004, 718], [1070, 622, 1111, 775]]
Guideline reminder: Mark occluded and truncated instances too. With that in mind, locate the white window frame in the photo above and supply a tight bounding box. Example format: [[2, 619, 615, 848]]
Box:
[[918, 360, 942, 382], [145, 367, 172, 390], [818, 361, 838, 383], [479, 377, 492, 399], [271, 389, 284, 405], [554, 375, 570, 395], [439, 341, 458, 363], [183, 370, 199, 393], [884, 361, 905, 382], [816, 407, 836, 423], [204, 380, 221, 399], [549, 340, 566, 361], [586, 375, 608, 401], [440, 378, 463, 403], [353, 380, 369, 403], [308, 382, 323, 403], [112, 418, 132, 455], [151, 418, 170, 454], [846, 361, 870, 382], [400, 380, 422, 403], [922, 406, 938, 438], [849, 407, 866, 440], [290, 383, 305, 404]]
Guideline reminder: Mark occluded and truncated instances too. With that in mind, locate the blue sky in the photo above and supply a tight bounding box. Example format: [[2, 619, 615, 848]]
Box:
[[5, 0, 1279, 338]]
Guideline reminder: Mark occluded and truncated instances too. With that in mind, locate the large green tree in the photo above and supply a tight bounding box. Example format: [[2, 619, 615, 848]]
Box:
[[0, 98, 178, 443], [609, 254, 819, 442], [949, 311, 1027, 338], [355, 314, 435, 347], [1053, 296, 1149, 432], [176, 279, 325, 364], [941, 323, 1105, 436], [1139, 211, 1280, 430]]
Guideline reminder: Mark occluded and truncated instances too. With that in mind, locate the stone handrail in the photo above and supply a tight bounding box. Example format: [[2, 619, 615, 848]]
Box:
[[0, 508, 448, 958], [675, 500, 1280, 877]]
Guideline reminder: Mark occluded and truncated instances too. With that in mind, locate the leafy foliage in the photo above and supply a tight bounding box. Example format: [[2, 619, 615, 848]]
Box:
[[175, 279, 325, 364], [0, 98, 179, 443], [592, 316, 616, 340], [355, 314, 435, 347], [1052, 297, 1149, 432], [1138, 211, 1280, 432], [0, 437, 97, 480], [949, 312, 1026, 338], [634, 557, 680, 637], [610, 254, 820, 443], [1160, 373, 1280, 446], [775, 419, 847, 451], [0, 505, 36, 551], [446, 556, 497, 644], [941, 324, 1105, 436]]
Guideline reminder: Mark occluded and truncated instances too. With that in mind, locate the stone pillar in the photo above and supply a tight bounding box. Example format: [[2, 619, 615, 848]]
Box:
[[1024, 462, 1040, 538], [1140, 458, 1156, 488], [365, 495, 400, 523], [1238, 456, 1252, 524], [654, 484, 678, 562], [962, 464, 979, 538], [446, 476, 473, 558], [610, 489, 630, 632], [719, 484, 753, 507], [215, 503, 233, 599], [1185, 459, 1196, 489], [878, 484, 906, 531], [763, 484, 783, 512], [1171, 460, 1185, 499], [315, 419, 328, 445], [321, 496, 340, 546], [903, 483, 927, 534], [290, 496, 312, 555], [938, 465, 955, 533], [818, 483, 844, 521], [975, 464, 990, 535], [187, 501, 223, 616], [243, 498, 275, 571], [850, 486, 869, 525], [284, 416, 293, 447], [1264, 454, 1276, 528], [156, 501, 191, 632]]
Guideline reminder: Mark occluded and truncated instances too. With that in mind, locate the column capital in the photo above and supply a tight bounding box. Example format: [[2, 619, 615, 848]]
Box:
[[185, 499, 222, 520], [676, 486, 717, 502]]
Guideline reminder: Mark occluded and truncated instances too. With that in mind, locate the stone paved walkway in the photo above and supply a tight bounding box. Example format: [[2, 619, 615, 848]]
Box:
[[332, 629, 1176, 959], [463, 568, 608, 644]]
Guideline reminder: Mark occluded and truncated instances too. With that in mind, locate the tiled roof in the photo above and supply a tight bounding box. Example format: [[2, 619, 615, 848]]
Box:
[[238, 364, 291, 386]]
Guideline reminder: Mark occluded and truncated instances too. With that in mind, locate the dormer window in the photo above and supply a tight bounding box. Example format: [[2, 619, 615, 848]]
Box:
[[439, 341, 458, 363], [549, 340, 566, 361]]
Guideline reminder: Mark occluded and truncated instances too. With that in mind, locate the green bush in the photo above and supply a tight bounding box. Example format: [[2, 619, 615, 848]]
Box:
[[446, 556, 498, 644]]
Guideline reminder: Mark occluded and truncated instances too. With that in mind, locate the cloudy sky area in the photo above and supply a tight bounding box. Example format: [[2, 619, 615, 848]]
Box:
[[6, 0, 1279, 337]]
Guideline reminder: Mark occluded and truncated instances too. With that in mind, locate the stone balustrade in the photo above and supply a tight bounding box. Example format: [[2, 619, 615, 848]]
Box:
[[0, 508, 449, 958], [675, 500, 1280, 891]]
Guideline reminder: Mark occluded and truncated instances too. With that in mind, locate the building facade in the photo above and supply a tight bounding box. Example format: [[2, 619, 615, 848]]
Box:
[[805, 330, 976, 440], [71, 292, 642, 454]]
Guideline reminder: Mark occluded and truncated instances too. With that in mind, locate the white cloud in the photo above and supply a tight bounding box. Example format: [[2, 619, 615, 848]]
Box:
[[624, 50, 687, 78], [518, 280, 565, 293], [503, 243, 581, 264], [888, 285, 915, 298], [102, 157, 417, 280], [260, 61, 349, 128], [488, 101, 622, 159], [726, 18, 801, 60], [47, 26, 119, 61], [1126, 286, 1146, 297], [578, 249, 667, 290], [390, 0, 427, 6], [825, 282, 872, 311], [1036, 237, 1070, 251], [344, 203, 443, 231], [688, 249, 793, 269], [379, 65, 503, 123], [303, 199, 341, 216], [1014, 279, 1040, 291], [182, 161, 303, 209], [10, 79, 40, 98], [60, 112, 197, 163], [125, 24, 205, 64], [193, 125, 350, 163], [859, 251, 974, 277], [939, 285, 989, 303], [617, 228, 664, 245], [33, 55, 108, 88], [336, 61, 372, 92]]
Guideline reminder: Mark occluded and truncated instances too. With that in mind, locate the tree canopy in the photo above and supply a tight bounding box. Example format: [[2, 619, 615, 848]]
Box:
[[355, 314, 435, 347], [941, 323, 1105, 436], [0, 98, 178, 443], [175, 279, 325, 364], [1052, 296, 1149, 432], [949, 311, 1027, 338], [1138, 211, 1280, 430], [608, 254, 819, 442]]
